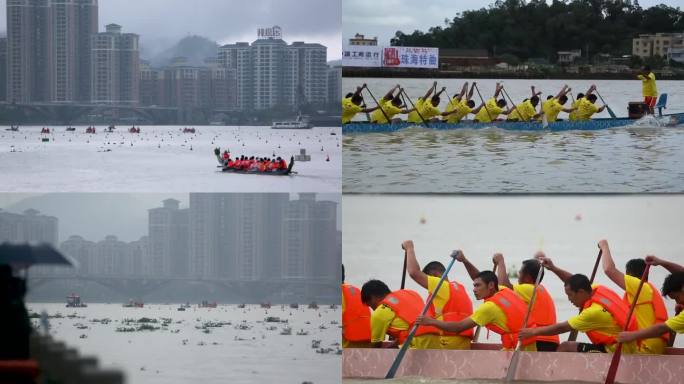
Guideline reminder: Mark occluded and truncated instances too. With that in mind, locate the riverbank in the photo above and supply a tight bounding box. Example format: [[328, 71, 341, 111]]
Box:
[[343, 67, 684, 80]]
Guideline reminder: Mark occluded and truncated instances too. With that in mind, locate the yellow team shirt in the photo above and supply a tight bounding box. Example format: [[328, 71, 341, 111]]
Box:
[[474, 98, 504, 123], [637, 72, 658, 97], [407, 97, 441, 123], [568, 99, 581, 121], [576, 98, 599, 121], [370, 304, 441, 349], [567, 302, 638, 353], [624, 275, 666, 354], [370, 98, 403, 124], [665, 310, 684, 333], [427, 275, 471, 349], [542, 98, 564, 122], [342, 97, 363, 124], [444, 99, 473, 123], [507, 100, 536, 121], [470, 300, 536, 351]]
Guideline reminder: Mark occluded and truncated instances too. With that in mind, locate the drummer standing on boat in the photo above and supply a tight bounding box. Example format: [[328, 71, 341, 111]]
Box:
[[637, 66, 658, 114]]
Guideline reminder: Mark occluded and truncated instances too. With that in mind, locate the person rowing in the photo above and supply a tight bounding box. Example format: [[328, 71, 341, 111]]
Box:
[[342, 264, 372, 348], [342, 84, 378, 124], [568, 92, 584, 121], [637, 65, 658, 115], [369, 85, 414, 124], [442, 82, 483, 124], [415, 250, 541, 351], [518, 252, 639, 354], [402, 240, 473, 349], [575, 85, 607, 121], [407, 81, 445, 123], [599, 240, 670, 354], [473, 83, 512, 123], [507, 86, 543, 122], [540, 85, 575, 122]]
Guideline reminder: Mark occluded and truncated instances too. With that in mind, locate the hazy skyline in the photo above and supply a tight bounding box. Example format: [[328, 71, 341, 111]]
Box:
[[0, 193, 341, 243], [0, 0, 342, 61], [343, 0, 683, 46]]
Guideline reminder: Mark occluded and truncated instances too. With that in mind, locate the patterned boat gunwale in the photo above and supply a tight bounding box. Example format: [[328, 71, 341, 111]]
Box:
[[342, 113, 684, 134]]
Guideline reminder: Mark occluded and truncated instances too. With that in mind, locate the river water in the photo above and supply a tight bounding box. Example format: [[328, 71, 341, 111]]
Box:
[[28, 303, 341, 384], [342, 78, 684, 193], [342, 194, 684, 349]]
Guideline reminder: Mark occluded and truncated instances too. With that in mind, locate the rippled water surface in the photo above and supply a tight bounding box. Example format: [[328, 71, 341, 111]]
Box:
[[343, 78, 684, 192]]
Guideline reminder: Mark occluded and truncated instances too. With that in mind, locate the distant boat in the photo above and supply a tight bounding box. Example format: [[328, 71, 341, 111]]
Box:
[[66, 293, 87, 308], [66, 126, 76, 132], [199, 300, 217, 308], [289, 303, 299, 309], [308, 302, 318, 309], [237, 303, 246, 308], [260, 302, 272, 309], [6, 125, 19, 132], [123, 299, 143, 308], [271, 114, 313, 129]]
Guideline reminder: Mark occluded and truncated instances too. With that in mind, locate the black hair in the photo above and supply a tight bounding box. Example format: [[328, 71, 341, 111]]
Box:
[[391, 96, 402, 107], [466, 100, 475, 108], [587, 94, 598, 103], [351, 94, 363, 105], [521, 259, 544, 283], [431, 95, 441, 106], [361, 279, 391, 305], [422, 261, 445, 275], [342, 264, 345, 283], [625, 259, 647, 279], [565, 274, 592, 293], [643, 65, 651, 72], [547, 95, 553, 100], [530, 95, 540, 105], [662, 272, 684, 297], [577, 93, 585, 99], [475, 270, 498, 288], [345, 92, 354, 98], [497, 99, 507, 107], [559, 95, 568, 104]]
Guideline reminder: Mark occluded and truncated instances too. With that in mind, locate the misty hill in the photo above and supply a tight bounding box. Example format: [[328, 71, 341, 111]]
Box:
[[4, 194, 186, 243], [149, 35, 219, 67]]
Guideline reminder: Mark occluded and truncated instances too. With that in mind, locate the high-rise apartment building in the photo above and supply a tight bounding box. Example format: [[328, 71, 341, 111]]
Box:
[[0, 208, 58, 245], [326, 65, 342, 106], [148, 199, 189, 277], [0, 38, 7, 101], [90, 24, 139, 104], [5, 0, 98, 103]]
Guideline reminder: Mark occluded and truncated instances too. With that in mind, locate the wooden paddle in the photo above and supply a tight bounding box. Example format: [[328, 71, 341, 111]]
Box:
[[668, 305, 681, 347], [604, 264, 650, 384], [385, 252, 458, 379], [505, 265, 545, 382], [568, 249, 603, 341], [473, 262, 498, 342], [595, 90, 617, 119], [401, 250, 408, 289], [400, 88, 429, 128], [500, 86, 524, 122], [473, 83, 494, 122], [363, 86, 391, 123]]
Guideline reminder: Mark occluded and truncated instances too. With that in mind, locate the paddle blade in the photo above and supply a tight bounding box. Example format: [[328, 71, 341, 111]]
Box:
[[604, 343, 622, 384], [542, 113, 549, 129], [606, 105, 617, 119]]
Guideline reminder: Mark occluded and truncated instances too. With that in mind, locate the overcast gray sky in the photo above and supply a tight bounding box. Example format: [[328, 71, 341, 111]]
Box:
[[0, 0, 342, 60], [343, 0, 684, 46]]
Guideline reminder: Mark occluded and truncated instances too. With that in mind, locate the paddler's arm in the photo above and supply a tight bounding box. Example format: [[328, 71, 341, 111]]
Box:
[[403, 240, 428, 289], [383, 84, 401, 101], [458, 82, 469, 100], [519, 321, 572, 339], [531, 85, 542, 98], [536, 252, 573, 283], [471, 103, 484, 115], [362, 106, 379, 113], [423, 81, 437, 100], [353, 84, 366, 99], [434, 86, 447, 99], [492, 253, 513, 289], [645, 255, 684, 273], [416, 315, 477, 334], [585, 84, 597, 96], [455, 250, 480, 280], [617, 323, 671, 343], [555, 85, 569, 100], [467, 82, 476, 101], [561, 107, 576, 113], [599, 239, 625, 290], [493, 82, 503, 99]]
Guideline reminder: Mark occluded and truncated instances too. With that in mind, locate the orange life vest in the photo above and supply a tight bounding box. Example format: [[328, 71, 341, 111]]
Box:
[[525, 284, 560, 345], [341, 284, 371, 342], [583, 285, 638, 346], [430, 280, 474, 338], [622, 281, 670, 342], [380, 289, 441, 344], [483, 287, 537, 349]]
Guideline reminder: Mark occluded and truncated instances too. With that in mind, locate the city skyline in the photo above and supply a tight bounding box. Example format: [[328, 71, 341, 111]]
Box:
[[0, 0, 342, 61]]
